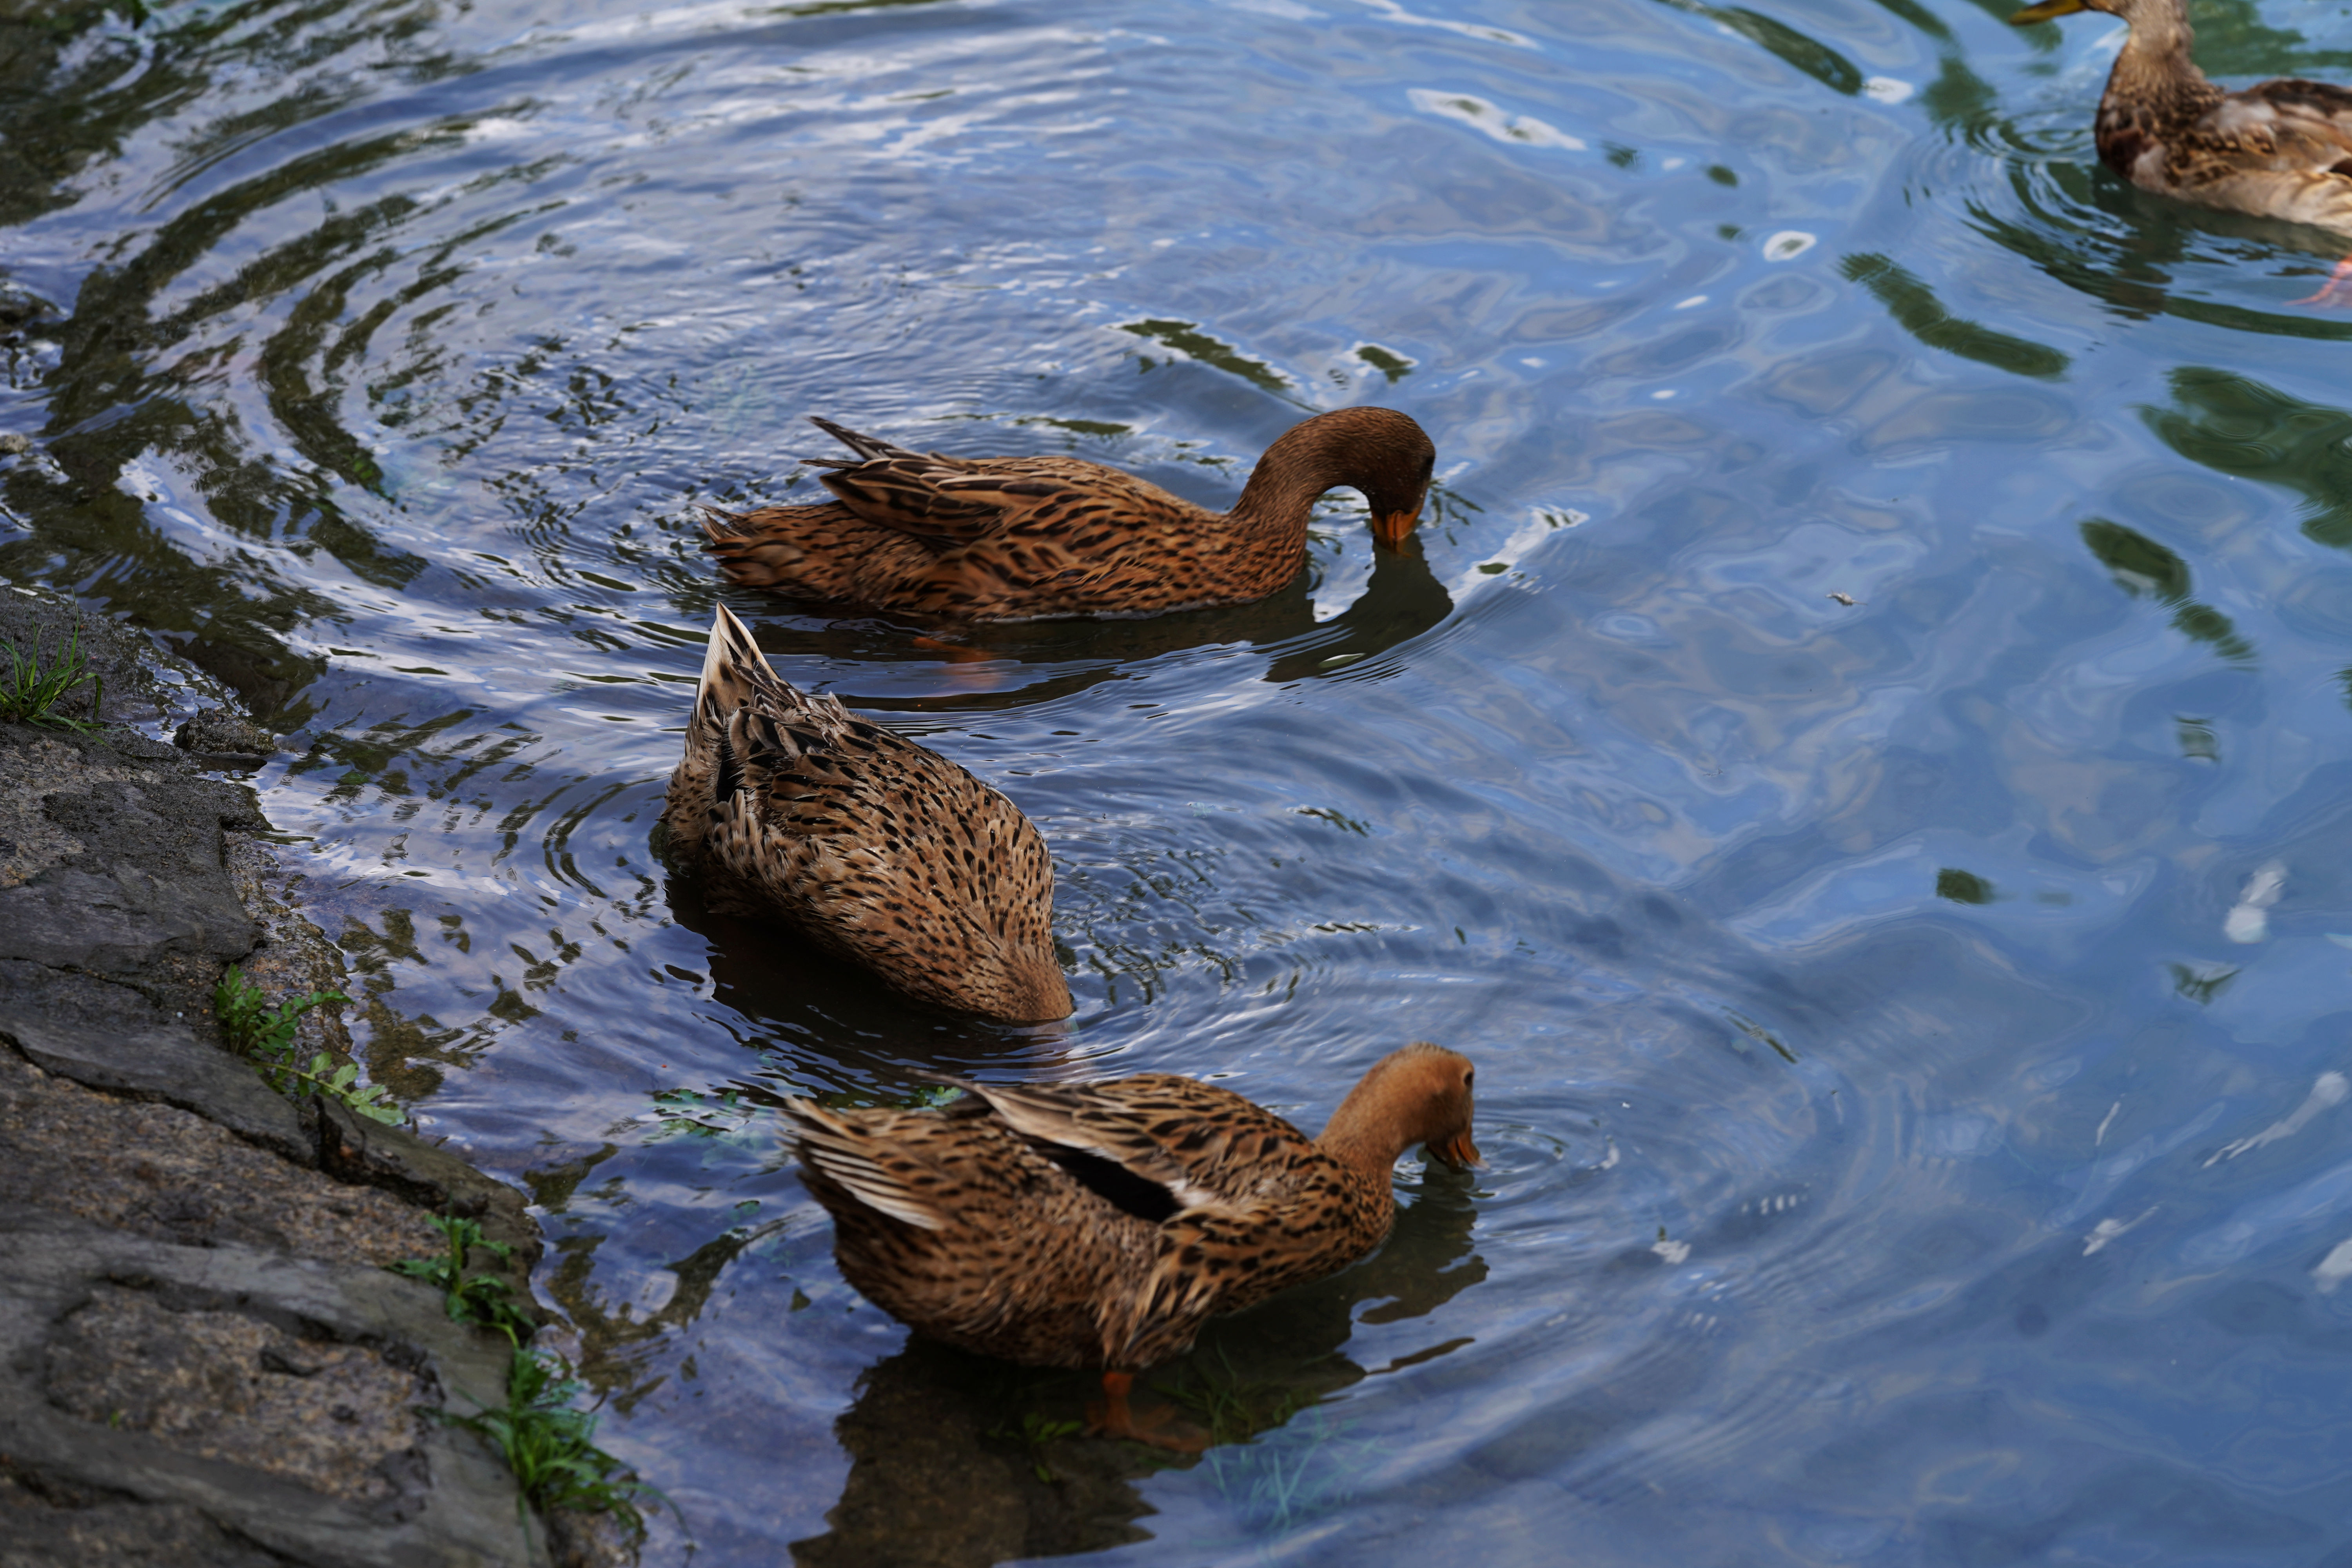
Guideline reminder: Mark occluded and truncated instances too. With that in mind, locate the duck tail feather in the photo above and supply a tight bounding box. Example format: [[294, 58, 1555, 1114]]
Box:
[[808, 415, 925, 464], [782, 1099, 946, 1230]]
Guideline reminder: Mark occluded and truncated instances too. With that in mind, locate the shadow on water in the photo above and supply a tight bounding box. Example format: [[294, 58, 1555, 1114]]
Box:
[[663, 871, 1075, 1085], [723, 525, 1459, 714], [789, 1162, 1485, 1568]]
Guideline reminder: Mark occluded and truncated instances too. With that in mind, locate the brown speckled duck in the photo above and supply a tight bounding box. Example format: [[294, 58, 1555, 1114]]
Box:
[[2014, 0, 2352, 300], [662, 605, 1071, 1023], [782, 1042, 1480, 1449], [702, 406, 1437, 621]]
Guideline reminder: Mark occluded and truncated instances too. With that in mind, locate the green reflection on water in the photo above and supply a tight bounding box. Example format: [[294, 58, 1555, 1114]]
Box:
[[1936, 867, 1994, 904], [2170, 962, 2239, 1004], [2145, 368, 2352, 551], [1653, 0, 1865, 94], [2080, 518, 2255, 665], [1119, 319, 1293, 399], [1841, 254, 2069, 379]]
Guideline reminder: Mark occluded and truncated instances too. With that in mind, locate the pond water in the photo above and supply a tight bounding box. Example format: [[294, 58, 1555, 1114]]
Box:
[[11, 0, 2352, 1560]]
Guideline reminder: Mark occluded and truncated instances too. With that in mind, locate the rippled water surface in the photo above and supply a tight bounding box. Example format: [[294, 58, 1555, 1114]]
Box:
[[14, 0, 2352, 1559]]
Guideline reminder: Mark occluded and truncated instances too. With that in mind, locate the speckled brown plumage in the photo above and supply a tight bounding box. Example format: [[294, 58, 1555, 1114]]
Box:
[[661, 605, 1071, 1023], [781, 1044, 1480, 1383], [2015, 0, 2352, 239], [702, 407, 1437, 622]]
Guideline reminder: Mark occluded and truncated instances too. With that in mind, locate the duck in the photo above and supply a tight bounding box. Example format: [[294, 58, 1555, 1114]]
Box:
[[662, 604, 1072, 1023], [2013, 0, 2352, 300], [702, 406, 1438, 621], [781, 1042, 1481, 1449]]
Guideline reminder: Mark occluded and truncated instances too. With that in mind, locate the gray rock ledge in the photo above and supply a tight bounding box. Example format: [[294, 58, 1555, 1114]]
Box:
[[0, 585, 584, 1568]]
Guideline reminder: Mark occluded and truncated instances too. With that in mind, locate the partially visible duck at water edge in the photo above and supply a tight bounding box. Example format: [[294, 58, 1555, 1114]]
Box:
[[661, 604, 1071, 1024], [781, 1042, 1482, 1449], [703, 405, 1437, 621], [2013, 0, 2352, 301]]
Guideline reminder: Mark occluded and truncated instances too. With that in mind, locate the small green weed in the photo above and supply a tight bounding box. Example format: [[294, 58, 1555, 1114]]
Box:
[[214, 965, 397, 1123], [443, 1347, 666, 1532], [0, 624, 103, 729], [986, 1409, 1084, 1483], [389, 1215, 536, 1345], [1156, 1351, 1307, 1446]]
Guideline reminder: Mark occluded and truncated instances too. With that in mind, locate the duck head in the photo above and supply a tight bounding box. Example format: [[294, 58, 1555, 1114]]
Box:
[[1320, 1041, 1482, 1173], [2009, 0, 2179, 28], [1241, 406, 1437, 551]]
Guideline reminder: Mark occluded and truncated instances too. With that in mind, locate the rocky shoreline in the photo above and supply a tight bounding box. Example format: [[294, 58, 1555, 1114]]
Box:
[[0, 585, 604, 1567]]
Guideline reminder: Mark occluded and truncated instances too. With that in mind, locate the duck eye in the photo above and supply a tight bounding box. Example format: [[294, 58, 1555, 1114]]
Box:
[[1463, 1070, 1475, 1089]]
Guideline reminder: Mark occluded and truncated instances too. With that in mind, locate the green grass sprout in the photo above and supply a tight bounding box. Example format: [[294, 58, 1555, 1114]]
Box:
[[986, 1409, 1085, 1483], [0, 623, 104, 729], [389, 1214, 537, 1344], [442, 1347, 670, 1533], [214, 965, 397, 1122]]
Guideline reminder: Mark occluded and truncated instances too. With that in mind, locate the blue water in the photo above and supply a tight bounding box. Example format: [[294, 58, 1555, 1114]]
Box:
[[10, 0, 2352, 1560]]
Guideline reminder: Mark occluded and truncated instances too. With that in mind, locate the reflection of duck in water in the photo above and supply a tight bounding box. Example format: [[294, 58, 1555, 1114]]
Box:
[[703, 407, 1435, 620], [782, 1043, 1480, 1450], [2014, 0, 2352, 302], [733, 517, 1459, 720], [791, 1162, 1488, 1568], [661, 605, 1071, 1024]]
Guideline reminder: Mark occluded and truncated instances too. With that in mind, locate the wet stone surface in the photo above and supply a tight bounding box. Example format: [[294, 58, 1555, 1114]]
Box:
[[0, 584, 565, 1566], [42, 1283, 430, 1505], [0, 1044, 439, 1263], [0, 1466, 291, 1568]]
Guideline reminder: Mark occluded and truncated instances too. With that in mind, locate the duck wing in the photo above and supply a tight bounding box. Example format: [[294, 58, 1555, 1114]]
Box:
[[807, 419, 1096, 547], [940, 1073, 1388, 1364], [2165, 82, 2352, 232], [806, 416, 1210, 551], [943, 1073, 1321, 1215]]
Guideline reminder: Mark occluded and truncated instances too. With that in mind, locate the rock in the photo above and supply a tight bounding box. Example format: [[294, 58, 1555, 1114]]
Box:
[[0, 730, 263, 989], [317, 1100, 542, 1278], [0, 1042, 434, 1262], [0, 1004, 314, 1163], [0, 1210, 547, 1568], [0, 584, 175, 728], [0, 591, 604, 1563], [0, 1467, 288, 1568], [175, 707, 276, 771]]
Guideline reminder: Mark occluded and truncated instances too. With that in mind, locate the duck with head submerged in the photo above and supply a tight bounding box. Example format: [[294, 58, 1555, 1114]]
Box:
[[662, 604, 1071, 1024], [703, 405, 1437, 621], [782, 1041, 1481, 1450], [2012, 0, 2352, 302]]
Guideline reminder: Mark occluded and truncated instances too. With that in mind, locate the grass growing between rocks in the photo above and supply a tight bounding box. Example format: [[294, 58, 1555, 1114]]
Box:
[[392, 1221, 668, 1541], [390, 1215, 537, 1345], [445, 1346, 668, 1535], [0, 624, 103, 729], [213, 965, 399, 1124]]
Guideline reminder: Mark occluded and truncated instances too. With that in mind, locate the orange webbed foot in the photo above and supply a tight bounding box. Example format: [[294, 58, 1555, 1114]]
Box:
[[2290, 255, 2352, 307], [1086, 1371, 1208, 1453], [909, 634, 994, 664]]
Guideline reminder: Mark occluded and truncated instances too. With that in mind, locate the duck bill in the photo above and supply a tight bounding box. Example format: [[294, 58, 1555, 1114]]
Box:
[[1370, 507, 1421, 551], [2008, 0, 2084, 22], [1428, 1131, 1484, 1170]]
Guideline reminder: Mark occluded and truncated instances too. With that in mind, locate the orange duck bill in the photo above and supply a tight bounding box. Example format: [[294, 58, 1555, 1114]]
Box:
[[1370, 505, 1422, 550], [1427, 1129, 1483, 1169]]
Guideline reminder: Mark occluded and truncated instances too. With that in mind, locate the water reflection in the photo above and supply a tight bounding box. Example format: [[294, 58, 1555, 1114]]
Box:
[[2147, 368, 2352, 549], [16, 0, 2352, 1561], [791, 1164, 1483, 1566], [740, 525, 1459, 708]]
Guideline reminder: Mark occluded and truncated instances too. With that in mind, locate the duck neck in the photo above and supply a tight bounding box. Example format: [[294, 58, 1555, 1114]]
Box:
[[2108, 1, 2214, 112], [1224, 418, 1363, 559], [1315, 1076, 1417, 1184]]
